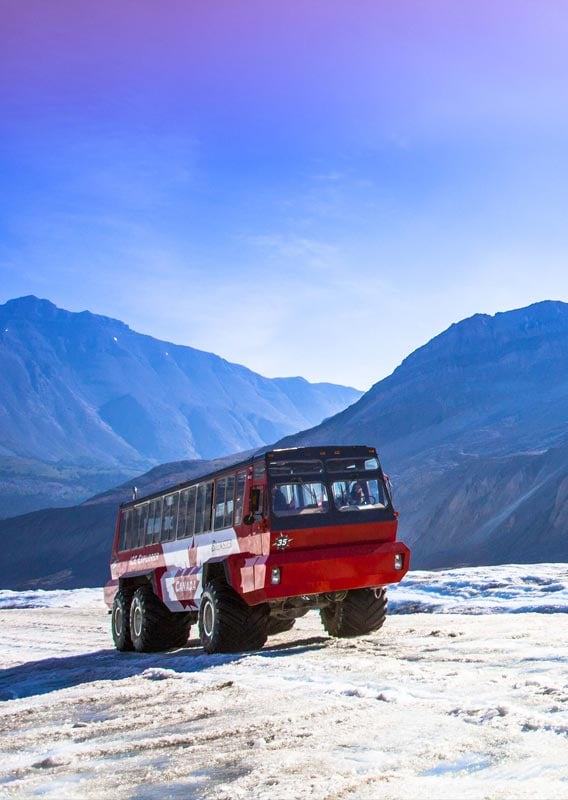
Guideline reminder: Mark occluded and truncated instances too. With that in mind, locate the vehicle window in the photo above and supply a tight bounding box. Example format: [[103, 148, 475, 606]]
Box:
[[161, 493, 179, 542], [119, 508, 132, 551], [253, 462, 266, 478], [146, 498, 163, 544], [195, 481, 213, 534], [145, 500, 155, 545], [154, 498, 164, 544], [327, 457, 379, 473], [213, 475, 235, 531], [224, 474, 235, 527], [205, 482, 213, 531], [268, 459, 323, 477], [118, 510, 126, 551], [177, 486, 196, 539], [270, 481, 329, 516], [214, 477, 227, 530], [125, 509, 134, 550], [186, 486, 197, 536], [135, 503, 148, 548], [234, 470, 246, 525], [331, 478, 387, 511]]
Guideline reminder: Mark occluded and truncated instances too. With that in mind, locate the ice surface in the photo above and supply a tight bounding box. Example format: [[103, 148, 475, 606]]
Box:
[[1, 564, 568, 799], [0, 588, 106, 610], [389, 563, 568, 614], [2, 563, 568, 614]]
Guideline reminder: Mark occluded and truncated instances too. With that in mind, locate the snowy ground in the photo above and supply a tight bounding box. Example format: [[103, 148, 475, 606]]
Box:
[[1, 564, 568, 799]]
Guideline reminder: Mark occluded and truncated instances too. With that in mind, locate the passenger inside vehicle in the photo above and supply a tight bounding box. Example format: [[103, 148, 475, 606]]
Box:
[[271, 485, 289, 511]]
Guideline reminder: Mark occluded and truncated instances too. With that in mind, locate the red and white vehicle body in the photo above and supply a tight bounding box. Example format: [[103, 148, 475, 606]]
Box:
[[106, 445, 410, 654]]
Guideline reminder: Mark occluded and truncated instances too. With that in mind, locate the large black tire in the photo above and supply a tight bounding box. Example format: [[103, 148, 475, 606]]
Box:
[[267, 617, 296, 636], [112, 587, 134, 651], [199, 579, 269, 654], [320, 588, 387, 638], [129, 586, 192, 653]]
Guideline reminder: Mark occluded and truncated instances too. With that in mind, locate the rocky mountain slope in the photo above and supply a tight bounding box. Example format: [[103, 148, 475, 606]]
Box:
[[0, 296, 361, 516], [277, 301, 568, 567]]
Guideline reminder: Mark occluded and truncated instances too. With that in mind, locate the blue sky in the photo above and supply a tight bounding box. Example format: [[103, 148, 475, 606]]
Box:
[[2, 0, 568, 390]]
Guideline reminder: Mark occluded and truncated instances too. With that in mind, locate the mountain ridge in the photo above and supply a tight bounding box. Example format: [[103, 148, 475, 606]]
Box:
[[0, 295, 362, 516]]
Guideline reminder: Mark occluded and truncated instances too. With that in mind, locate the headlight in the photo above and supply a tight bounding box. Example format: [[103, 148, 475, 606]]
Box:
[[270, 567, 281, 585], [394, 553, 404, 570]]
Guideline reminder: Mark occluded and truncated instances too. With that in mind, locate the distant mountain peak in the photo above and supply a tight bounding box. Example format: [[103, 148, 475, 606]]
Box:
[[396, 299, 568, 374], [4, 295, 59, 314], [1, 296, 134, 332], [449, 299, 568, 335]]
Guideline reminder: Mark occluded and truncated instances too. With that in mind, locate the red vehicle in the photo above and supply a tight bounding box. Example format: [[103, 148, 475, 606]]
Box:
[[105, 445, 410, 654]]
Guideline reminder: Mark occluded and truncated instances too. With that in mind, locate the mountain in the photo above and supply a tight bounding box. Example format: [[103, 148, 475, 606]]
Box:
[[0, 296, 361, 517], [0, 452, 256, 589], [2, 300, 568, 590], [276, 301, 568, 567]]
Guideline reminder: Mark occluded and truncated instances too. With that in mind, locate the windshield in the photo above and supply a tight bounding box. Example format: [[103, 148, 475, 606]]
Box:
[[330, 477, 388, 512], [270, 481, 329, 516], [267, 454, 391, 521]]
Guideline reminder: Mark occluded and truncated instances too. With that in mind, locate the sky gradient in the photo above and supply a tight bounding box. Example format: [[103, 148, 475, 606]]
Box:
[[2, 0, 568, 389]]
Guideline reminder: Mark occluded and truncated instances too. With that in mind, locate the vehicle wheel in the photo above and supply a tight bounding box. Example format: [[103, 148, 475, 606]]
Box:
[[112, 587, 134, 651], [199, 579, 269, 654], [129, 586, 192, 652], [320, 588, 387, 638], [267, 617, 296, 636]]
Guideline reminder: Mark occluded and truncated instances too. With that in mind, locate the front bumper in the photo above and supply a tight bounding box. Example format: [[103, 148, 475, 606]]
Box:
[[228, 540, 411, 605]]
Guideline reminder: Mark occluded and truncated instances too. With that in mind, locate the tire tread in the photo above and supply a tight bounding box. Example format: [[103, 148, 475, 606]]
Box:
[[199, 579, 269, 654], [320, 588, 388, 638], [130, 586, 191, 652]]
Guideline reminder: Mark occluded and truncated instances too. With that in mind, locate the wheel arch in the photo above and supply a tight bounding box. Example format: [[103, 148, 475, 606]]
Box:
[[201, 559, 232, 589], [118, 572, 154, 593]]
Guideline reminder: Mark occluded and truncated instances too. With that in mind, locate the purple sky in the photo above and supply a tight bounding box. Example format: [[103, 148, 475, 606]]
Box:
[[2, 1, 568, 389]]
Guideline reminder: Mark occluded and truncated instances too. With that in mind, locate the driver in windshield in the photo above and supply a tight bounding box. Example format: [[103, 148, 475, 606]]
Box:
[[349, 481, 368, 505]]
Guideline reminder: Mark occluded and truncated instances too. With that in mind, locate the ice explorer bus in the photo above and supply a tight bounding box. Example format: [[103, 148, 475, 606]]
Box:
[[105, 445, 410, 654]]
